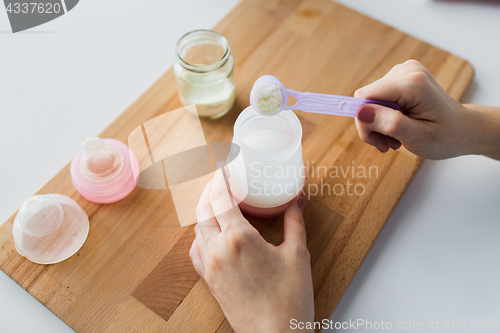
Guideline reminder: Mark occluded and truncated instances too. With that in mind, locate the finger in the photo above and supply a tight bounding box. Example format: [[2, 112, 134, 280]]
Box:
[[356, 104, 421, 142], [354, 118, 402, 153], [358, 60, 427, 95], [189, 240, 205, 278], [388, 136, 402, 150], [382, 59, 428, 79], [356, 129, 390, 152], [196, 180, 221, 242], [282, 197, 308, 252], [354, 76, 406, 104], [355, 116, 391, 152], [209, 165, 245, 231], [195, 224, 208, 261]]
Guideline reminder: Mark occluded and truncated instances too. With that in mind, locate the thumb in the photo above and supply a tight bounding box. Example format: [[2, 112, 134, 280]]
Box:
[[357, 104, 421, 142], [282, 197, 307, 251]]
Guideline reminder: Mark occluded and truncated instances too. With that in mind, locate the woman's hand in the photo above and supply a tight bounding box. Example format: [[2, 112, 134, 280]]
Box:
[[190, 167, 314, 333], [354, 59, 480, 160]]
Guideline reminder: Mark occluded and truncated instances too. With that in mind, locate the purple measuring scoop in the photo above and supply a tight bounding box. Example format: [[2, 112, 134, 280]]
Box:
[[250, 75, 400, 117]]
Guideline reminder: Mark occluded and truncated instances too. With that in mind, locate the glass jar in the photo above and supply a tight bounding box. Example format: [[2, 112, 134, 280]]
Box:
[[229, 106, 305, 218], [173, 29, 235, 119]]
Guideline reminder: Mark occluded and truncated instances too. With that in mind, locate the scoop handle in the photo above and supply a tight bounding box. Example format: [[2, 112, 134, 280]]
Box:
[[283, 89, 400, 116]]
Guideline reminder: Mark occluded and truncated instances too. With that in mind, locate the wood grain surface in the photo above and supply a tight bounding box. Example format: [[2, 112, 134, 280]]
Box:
[[0, 0, 473, 332]]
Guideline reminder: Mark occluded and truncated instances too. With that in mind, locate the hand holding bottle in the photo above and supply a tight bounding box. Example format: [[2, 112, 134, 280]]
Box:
[[355, 59, 500, 160], [190, 167, 314, 333]]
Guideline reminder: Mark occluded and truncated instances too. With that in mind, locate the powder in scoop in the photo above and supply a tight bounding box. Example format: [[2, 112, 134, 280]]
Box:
[[254, 84, 283, 116]]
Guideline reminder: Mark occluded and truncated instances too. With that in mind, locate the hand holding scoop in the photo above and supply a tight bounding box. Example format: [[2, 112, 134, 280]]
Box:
[[250, 75, 400, 117]]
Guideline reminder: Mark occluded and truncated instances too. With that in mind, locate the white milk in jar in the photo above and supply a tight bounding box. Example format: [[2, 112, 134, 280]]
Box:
[[174, 30, 235, 119]]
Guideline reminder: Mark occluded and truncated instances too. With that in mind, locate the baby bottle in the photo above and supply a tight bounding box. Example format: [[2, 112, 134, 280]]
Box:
[[229, 106, 305, 217], [12, 194, 89, 264], [70, 137, 138, 204]]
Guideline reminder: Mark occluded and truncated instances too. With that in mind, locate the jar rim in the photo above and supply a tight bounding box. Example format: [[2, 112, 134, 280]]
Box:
[[233, 107, 303, 162], [175, 29, 231, 73]]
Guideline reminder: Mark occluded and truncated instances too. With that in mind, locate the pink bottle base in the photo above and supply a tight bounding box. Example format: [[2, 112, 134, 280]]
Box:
[[239, 200, 292, 218], [72, 180, 136, 204], [238, 190, 303, 218], [70, 139, 139, 204]]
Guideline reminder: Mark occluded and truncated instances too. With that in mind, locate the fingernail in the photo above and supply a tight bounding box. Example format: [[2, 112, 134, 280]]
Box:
[[357, 106, 375, 124], [297, 198, 306, 211]]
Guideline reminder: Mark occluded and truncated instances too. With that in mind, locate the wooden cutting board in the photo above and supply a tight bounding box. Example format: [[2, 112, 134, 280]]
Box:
[[0, 0, 473, 332]]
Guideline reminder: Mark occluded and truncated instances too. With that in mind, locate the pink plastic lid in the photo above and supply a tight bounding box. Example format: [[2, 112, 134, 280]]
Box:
[[70, 138, 138, 204]]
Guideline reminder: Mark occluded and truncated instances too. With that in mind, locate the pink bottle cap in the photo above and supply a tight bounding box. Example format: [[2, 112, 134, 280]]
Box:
[[70, 137, 138, 204]]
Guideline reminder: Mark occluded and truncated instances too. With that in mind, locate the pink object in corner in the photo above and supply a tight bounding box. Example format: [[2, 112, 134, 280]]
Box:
[[70, 138, 139, 204]]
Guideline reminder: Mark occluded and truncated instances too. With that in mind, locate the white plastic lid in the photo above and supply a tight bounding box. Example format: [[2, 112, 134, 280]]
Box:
[[80, 137, 123, 181], [12, 194, 89, 264]]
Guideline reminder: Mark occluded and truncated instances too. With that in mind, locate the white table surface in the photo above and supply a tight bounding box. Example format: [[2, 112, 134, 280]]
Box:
[[1, 0, 499, 332]]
